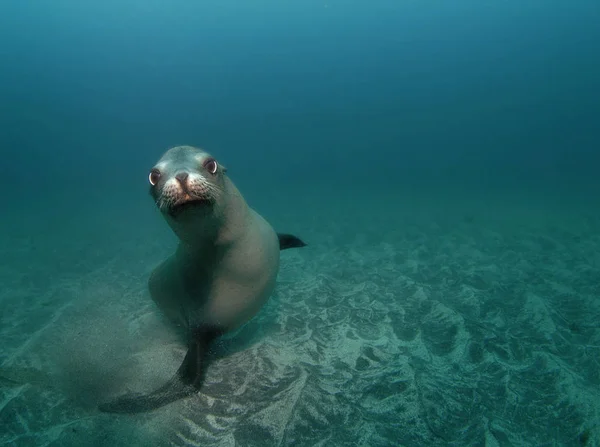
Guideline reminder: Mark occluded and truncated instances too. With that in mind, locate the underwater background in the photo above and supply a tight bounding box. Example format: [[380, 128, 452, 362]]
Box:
[[1, 1, 599, 446]]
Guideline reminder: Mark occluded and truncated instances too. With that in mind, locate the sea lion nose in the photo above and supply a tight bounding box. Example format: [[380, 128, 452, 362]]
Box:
[[175, 172, 189, 185]]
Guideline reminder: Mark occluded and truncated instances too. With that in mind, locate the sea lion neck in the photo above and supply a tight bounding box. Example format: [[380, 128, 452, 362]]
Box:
[[166, 177, 249, 251], [165, 207, 222, 250]]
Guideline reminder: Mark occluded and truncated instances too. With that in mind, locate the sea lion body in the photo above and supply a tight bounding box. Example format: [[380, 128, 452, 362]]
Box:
[[99, 145, 305, 414], [148, 178, 280, 332]]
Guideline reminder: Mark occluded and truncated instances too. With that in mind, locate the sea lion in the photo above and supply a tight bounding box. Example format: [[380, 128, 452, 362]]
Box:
[[99, 145, 306, 413]]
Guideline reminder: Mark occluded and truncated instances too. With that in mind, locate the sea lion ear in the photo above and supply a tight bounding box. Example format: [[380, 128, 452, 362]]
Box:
[[220, 163, 227, 173]]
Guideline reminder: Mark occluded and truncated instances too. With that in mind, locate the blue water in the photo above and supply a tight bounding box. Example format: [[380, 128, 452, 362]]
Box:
[[1, 1, 599, 446], [2, 1, 599, 200]]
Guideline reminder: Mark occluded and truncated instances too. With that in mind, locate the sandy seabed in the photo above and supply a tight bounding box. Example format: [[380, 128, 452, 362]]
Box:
[[1, 188, 599, 447]]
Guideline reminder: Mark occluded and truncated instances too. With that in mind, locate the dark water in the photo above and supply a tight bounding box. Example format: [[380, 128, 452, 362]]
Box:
[[2, 1, 599, 201], [1, 1, 600, 446]]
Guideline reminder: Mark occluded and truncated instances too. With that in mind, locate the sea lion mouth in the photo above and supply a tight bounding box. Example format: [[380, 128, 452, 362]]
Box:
[[153, 171, 220, 217], [169, 197, 211, 216]]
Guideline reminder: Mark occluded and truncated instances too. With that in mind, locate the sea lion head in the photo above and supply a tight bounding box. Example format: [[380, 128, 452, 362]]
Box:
[[148, 145, 227, 220]]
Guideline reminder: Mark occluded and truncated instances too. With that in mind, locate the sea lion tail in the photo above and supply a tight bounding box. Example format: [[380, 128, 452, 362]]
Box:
[[98, 327, 221, 414], [277, 233, 307, 250]]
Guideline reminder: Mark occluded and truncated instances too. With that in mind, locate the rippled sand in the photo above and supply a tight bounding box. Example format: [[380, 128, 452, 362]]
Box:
[[1, 190, 599, 446]]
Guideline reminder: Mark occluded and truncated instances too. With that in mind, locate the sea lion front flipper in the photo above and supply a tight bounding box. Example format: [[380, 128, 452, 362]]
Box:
[[98, 327, 222, 414], [277, 233, 307, 250]]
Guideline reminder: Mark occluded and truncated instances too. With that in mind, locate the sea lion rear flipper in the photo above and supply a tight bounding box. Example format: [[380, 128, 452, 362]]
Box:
[[98, 327, 221, 414], [277, 233, 307, 250]]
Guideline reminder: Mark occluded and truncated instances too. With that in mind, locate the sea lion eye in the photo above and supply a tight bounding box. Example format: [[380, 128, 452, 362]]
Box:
[[149, 169, 161, 186], [204, 158, 218, 175]]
